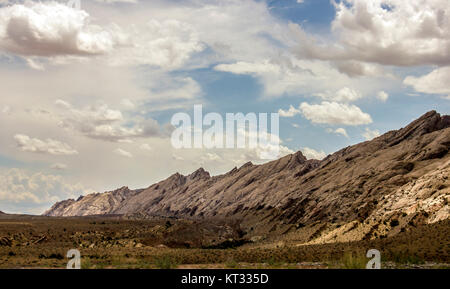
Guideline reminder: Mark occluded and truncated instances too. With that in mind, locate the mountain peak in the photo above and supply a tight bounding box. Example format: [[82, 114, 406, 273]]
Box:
[[407, 110, 449, 131], [293, 150, 308, 162], [189, 168, 210, 180], [385, 110, 450, 146], [240, 161, 254, 169]]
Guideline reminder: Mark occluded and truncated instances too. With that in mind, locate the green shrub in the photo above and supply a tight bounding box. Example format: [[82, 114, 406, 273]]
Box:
[[225, 258, 238, 269], [153, 255, 178, 269]]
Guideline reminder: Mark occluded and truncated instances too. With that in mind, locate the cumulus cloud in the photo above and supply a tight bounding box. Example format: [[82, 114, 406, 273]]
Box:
[[0, 2, 121, 57], [278, 105, 301, 118], [301, 147, 327, 160], [377, 91, 389, 102], [55, 100, 163, 142], [404, 67, 450, 99], [293, 0, 450, 67], [315, 87, 362, 103], [109, 19, 204, 69], [299, 101, 372, 125], [14, 134, 78, 155], [0, 2, 204, 70], [362, 128, 380, 140], [327, 127, 349, 138], [0, 168, 87, 214]]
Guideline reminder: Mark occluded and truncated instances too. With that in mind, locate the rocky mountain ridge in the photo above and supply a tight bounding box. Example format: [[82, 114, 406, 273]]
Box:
[[44, 111, 450, 243]]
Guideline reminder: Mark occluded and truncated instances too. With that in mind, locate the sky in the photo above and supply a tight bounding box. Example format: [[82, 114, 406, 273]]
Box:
[[0, 0, 449, 214]]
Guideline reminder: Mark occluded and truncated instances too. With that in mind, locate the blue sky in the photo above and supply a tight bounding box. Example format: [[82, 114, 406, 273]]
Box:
[[0, 0, 449, 214]]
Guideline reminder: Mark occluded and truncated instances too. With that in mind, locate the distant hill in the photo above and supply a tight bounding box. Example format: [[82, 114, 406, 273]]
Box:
[[44, 111, 450, 244]]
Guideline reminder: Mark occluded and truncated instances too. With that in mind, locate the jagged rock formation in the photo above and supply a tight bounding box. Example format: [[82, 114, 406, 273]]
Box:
[[44, 111, 450, 243]]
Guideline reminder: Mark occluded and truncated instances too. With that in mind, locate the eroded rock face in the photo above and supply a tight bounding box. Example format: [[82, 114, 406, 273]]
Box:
[[371, 159, 450, 223], [44, 187, 135, 217], [44, 111, 450, 242]]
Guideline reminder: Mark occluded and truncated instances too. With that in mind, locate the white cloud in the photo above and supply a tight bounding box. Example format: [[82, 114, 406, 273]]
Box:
[[299, 101, 372, 125], [55, 100, 163, 142], [377, 91, 389, 102], [362, 128, 380, 141], [327, 127, 349, 138], [301, 147, 327, 160], [150, 77, 202, 101], [214, 59, 315, 97], [315, 87, 362, 103], [26, 58, 45, 70], [114, 148, 133, 158], [108, 19, 204, 69], [214, 55, 391, 100], [14, 134, 78, 155], [0, 2, 120, 57], [335, 127, 349, 137], [279, 105, 301, 118], [0, 2, 205, 70], [0, 168, 88, 214], [404, 67, 450, 99], [334, 87, 362, 102], [293, 0, 450, 67]]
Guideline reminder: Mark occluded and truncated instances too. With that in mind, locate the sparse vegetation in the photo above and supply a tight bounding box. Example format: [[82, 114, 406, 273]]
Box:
[[340, 252, 367, 269], [0, 216, 448, 269], [225, 258, 239, 269], [153, 255, 178, 269]]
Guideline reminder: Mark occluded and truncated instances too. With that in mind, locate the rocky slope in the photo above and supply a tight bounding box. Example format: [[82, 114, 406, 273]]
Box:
[[44, 111, 450, 243]]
